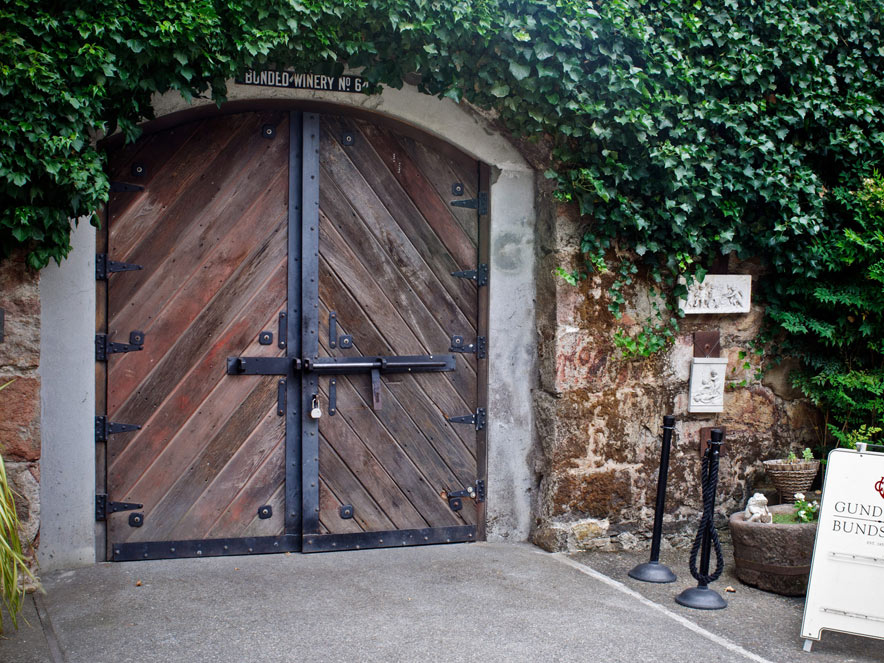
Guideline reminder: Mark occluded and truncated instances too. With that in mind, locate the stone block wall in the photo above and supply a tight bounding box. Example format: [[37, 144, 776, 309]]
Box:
[[532, 196, 821, 552], [0, 251, 41, 559]]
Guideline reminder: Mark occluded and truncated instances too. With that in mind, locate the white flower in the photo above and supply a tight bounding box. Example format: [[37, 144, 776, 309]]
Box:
[[794, 493, 805, 501]]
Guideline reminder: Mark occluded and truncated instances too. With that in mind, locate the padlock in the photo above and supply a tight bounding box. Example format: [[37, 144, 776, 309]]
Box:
[[310, 395, 322, 419]]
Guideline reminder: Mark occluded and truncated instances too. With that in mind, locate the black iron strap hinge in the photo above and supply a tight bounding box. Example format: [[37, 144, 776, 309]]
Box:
[[450, 335, 486, 359], [451, 263, 488, 287], [95, 494, 143, 521], [448, 407, 486, 431], [96, 253, 143, 280], [96, 331, 145, 361], [450, 191, 488, 215], [95, 415, 141, 443]]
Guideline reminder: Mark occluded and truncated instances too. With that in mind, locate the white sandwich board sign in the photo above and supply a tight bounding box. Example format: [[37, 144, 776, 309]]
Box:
[[802, 447, 884, 651]]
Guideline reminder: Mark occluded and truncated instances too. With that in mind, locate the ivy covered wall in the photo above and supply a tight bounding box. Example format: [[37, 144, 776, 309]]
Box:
[[3, 0, 884, 552]]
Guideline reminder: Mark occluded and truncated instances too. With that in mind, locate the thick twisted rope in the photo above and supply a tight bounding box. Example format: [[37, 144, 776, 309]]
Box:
[[688, 448, 725, 585]]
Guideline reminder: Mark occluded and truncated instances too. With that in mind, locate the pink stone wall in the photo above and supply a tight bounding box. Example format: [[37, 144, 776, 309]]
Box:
[[532, 202, 821, 552], [0, 251, 41, 557]]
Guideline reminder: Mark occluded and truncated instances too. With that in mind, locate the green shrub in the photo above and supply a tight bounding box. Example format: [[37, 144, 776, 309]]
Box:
[[766, 168, 884, 444]]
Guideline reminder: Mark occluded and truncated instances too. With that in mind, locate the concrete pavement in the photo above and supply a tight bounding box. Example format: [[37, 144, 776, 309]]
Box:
[[0, 542, 879, 662]]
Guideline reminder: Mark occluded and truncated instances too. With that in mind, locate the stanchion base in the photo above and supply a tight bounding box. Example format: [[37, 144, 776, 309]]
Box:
[[628, 561, 677, 583], [675, 586, 727, 610]]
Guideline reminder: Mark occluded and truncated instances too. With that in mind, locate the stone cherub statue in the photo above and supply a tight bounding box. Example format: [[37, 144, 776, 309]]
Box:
[[744, 492, 773, 523]]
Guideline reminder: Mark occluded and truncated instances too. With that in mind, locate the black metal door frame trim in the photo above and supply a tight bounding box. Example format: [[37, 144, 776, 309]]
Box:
[[300, 112, 321, 536], [112, 535, 300, 561], [302, 525, 477, 553]]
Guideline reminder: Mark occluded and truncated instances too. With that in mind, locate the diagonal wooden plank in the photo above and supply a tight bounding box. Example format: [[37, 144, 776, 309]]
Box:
[[167, 400, 285, 540], [319, 478, 363, 534], [242, 483, 286, 538], [317, 259, 477, 454], [109, 113, 254, 263], [104, 120, 204, 227], [108, 126, 288, 338], [126, 373, 278, 542], [319, 171, 478, 380], [205, 437, 286, 539], [318, 435, 396, 533], [108, 220, 286, 422], [344, 116, 478, 270], [402, 136, 479, 246], [107, 165, 288, 407], [319, 369, 473, 529], [109, 111, 286, 309], [108, 259, 286, 496], [109, 113, 289, 338], [318, 377, 431, 531], [319, 212, 477, 401], [318, 302, 477, 495], [319, 121, 478, 328]]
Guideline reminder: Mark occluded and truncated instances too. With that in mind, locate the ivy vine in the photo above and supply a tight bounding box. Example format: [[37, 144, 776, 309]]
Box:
[[2, 0, 884, 435]]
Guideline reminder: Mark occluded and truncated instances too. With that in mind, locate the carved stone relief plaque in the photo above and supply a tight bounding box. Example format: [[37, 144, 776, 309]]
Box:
[[679, 274, 752, 314], [688, 357, 729, 413]]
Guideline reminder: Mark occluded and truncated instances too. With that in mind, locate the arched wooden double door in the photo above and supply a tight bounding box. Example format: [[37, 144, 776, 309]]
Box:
[[98, 110, 488, 560]]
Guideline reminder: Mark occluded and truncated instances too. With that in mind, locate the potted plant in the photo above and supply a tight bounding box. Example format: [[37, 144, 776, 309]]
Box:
[[729, 492, 819, 596], [762, 447, 820, 503]]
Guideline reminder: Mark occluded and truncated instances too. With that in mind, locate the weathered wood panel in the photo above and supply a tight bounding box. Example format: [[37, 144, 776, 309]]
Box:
[[106, 112, 289, 548], [316, 115, 481, 537]]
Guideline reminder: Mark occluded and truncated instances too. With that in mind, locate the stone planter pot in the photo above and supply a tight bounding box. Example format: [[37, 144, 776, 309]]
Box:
[[729, 504, 817, 596], [762, 459, 820, 503]]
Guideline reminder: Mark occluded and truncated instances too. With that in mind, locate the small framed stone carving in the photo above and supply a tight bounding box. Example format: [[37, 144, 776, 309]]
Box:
[[688, 357, 729, 413], [679, 274, 752, 314]]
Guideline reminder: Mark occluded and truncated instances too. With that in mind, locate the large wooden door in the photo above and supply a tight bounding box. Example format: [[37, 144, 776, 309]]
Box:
[[99, 110, 486, 560], [301, 115, 484, 551]]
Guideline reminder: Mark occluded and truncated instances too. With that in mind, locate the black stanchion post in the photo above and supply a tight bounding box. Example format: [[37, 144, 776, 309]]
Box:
[[675, 428, 727, 610], [629, 415, 677, 583]]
